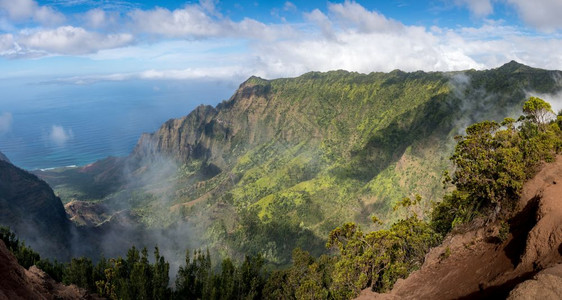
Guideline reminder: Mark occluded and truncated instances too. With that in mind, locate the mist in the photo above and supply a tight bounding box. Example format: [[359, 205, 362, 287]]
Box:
[[61, 141, 209, 279], [447, 73, 521, 136]]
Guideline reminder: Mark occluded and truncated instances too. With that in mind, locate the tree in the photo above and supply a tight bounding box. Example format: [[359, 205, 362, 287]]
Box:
[[327, 217, 438, 298], [217, 258, 237, 300], [175, 249, 213, 299], [450, 119, 525, 215], [64, 257, 94, 291], [435, 98, 562, 235], [130, 247, 153, 299], [152, 247, 170, 300], [523, 96, 554, 126], [238, 254, 265, 300]]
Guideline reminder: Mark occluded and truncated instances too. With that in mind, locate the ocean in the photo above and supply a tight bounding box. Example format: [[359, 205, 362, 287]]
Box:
[[0, 78, 235, 170]]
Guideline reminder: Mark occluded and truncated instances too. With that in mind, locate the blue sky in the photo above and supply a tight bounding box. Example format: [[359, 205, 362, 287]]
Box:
[[1, 0, 562, 84]]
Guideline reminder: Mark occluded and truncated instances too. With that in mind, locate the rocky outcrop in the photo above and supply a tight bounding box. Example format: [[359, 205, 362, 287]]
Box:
[[360, 156, 562, 299], [131, 77, 284, 170], [0, 159, 71, 260], [64, 201, 110, 227], [508, 263, 562, 299]]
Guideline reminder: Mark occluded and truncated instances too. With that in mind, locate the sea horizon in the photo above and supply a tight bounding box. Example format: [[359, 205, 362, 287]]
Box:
[[0, 78, 235, 170]]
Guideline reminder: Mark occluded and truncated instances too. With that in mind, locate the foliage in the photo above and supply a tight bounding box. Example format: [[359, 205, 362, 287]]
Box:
[[64, 257, 95, 291], [435, 97, 562, 234], [40, 64, 562, 268], [522, 96, 555, 125], [13, 65, 562, 299], [0, 226, 66, 281], [326, 216, 439, 298], [498, 221, 510, 242], [175, 249, 266, 300], [92, 246, 171, 300], [430, 190, 473, 235], [263, 248, 334, 300]]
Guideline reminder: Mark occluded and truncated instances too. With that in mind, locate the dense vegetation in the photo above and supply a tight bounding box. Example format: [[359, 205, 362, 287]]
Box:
[[37, 62, 562, 269], [5, 96, 562, 299], [433, 96, 561, 235]]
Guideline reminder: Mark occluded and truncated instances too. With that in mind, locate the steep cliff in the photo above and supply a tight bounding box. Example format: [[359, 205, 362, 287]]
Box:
[[0, 154, 71, 260]]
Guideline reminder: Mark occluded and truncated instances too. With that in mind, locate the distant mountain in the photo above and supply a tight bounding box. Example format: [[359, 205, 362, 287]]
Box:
[[38, 61, 562, 263], [0, 154, 71, 260]]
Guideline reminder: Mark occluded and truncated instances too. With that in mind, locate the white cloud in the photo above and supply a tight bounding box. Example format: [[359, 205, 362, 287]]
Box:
[[34, 2, 562, 83], [48, 125, 73, 146], [128, 2, 292, 40], [284, 2, 297, 12], [198, 0, 221, 17], [3, 0, 562, 83], [138, 66, 249, 80], [507, 0, 562, 32], [0, 33, 13, 51], [45, 65, 250, 84], [0, 0, 35, 19], [0, 0, 64, 25], [18, 26, 134, 55], [304, 9, 334, 38], [84, 8, 118, 29], [252, 26, 480, 76], [0, 112, 12, 134], [455, 0, 493, 17], [84, 8, 105, 28], [328, 1, 403, 33], [128, 5, 222, 38], [246, 3, 489, 76]]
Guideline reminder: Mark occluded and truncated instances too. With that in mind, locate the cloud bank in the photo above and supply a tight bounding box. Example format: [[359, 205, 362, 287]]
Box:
[[2, 0, 562, 82], [507, 0, 562, 32], [0, 0, 64, 25]]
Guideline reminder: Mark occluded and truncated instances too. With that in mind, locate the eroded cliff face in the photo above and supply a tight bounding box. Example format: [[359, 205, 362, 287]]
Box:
[[0, 157, 71, 260], [132, 76, 323, 170], [360, 156, 562, 299]]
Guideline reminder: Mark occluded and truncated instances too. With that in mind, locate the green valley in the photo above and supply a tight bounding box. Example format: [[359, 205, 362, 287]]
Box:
[[35, 61, 562, 267]]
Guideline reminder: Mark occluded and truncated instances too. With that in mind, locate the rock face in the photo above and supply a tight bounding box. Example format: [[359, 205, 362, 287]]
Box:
[[64, 201, 110, 227], [359, 156, 562, 299], [0, 159, 71, 260], [0, 240, 94, 300], [508, 264, 562, 300]]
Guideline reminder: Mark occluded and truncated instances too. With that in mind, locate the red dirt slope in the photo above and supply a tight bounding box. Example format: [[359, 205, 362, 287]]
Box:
[[359, 156, 562, 299]]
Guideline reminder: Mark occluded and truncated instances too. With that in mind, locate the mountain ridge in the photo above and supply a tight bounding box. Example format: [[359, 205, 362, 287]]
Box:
[[36, 61, 562, 264]]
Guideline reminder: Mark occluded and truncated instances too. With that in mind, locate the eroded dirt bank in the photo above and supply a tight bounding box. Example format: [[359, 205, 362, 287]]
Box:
[[359, 156, 562, 299]]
